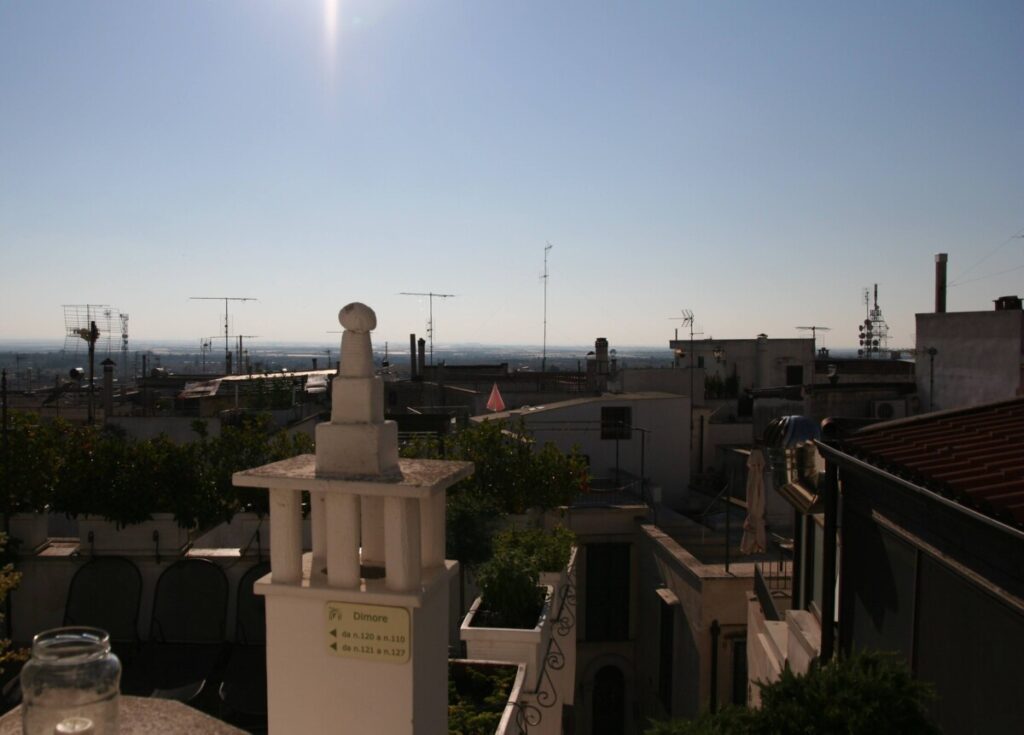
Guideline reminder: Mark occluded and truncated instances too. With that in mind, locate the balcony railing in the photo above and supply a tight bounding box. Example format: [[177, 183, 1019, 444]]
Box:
[[754, 557, 793, 622]]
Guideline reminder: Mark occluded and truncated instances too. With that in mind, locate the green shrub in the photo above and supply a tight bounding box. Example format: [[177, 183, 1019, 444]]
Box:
[[475, 548, 544, 629], [493, 525, 575, 573], [645, 651, 938, 735]]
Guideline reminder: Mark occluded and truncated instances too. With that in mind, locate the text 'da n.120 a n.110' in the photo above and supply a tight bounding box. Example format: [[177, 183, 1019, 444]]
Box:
[[325, 601, 411, 663]]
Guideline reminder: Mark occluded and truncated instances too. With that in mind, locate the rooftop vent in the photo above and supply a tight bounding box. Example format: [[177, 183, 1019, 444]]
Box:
[[994, 295, 1022, 311]]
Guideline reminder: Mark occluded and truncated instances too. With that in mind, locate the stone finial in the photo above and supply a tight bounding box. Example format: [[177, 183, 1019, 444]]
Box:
[[317, 302, 399, 477], [339, 302, 375, 379], [339, 302, 377, 333]]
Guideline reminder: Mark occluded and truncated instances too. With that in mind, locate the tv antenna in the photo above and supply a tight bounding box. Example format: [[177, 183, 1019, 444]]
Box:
[[119, 312, 130, 387], [542, 242, 553, 373], [399, 291, 455, 366], [200, 338, 213, 374], [63, 305, 116, 355], [190, 296, 257, 373], [62, 305, 117, 423], [667, 309, 701, 441], [235, 335, 260, 374], [796, 325, 831, 342]]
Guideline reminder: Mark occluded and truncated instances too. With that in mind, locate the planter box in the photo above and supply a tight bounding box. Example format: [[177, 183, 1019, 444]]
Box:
[[449, 660, 527, 735], [5, 513, 50, 553], [78, 514, 190, 555], [193, 513, 311, 554], [460, 586, 554, 684]]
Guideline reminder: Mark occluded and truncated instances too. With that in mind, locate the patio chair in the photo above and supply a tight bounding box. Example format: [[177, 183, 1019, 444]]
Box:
[[142, 559, 229, 702], [219, 561, 270, 726], [62, 556, 147, 694], [63, 555, 143, 642]]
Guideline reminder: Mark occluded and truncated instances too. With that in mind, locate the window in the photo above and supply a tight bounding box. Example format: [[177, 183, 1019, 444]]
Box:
[[585, 543, 630, 641], [731, 638, 748, 705], [786, 365, 804, 385], [601, 406, 632, 440]]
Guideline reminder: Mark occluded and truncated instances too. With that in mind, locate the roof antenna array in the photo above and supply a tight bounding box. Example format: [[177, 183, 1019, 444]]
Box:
[[857, 284, 890, 358], [399, 291, 456, 366], [62, 304, 118, 423], [190, 296, 257, 374]]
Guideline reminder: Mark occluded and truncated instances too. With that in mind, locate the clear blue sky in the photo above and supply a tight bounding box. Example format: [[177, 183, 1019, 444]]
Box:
[[2, 1, 1021, 350]]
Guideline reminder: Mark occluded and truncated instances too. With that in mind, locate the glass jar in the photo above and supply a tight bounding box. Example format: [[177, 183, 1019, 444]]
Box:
[[20, 627, 120, 735]]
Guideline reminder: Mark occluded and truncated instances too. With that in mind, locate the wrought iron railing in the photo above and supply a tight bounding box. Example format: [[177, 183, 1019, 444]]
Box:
[[754, 557, 792, 622]]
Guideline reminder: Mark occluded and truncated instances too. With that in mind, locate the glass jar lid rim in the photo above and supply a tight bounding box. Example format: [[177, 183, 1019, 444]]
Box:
[[31, 627, 112, 662]]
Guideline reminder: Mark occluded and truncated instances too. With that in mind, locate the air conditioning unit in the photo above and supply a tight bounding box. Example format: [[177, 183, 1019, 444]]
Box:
[[871, 400, 907, 420]]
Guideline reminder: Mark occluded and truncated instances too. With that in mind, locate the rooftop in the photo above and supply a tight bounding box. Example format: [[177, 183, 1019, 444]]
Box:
[[840, 397, 1024, 527]]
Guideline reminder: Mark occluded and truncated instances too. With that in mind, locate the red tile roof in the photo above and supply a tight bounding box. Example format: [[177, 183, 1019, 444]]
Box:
[[842, 397, 1024, 527]]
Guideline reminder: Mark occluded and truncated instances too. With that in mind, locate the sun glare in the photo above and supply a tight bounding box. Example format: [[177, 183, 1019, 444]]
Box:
[[323, 0, 340, 79]]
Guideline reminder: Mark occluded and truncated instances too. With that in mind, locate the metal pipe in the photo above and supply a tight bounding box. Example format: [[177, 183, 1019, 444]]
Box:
[[935, 253, 948, 313], [821, 459, 838, 662]]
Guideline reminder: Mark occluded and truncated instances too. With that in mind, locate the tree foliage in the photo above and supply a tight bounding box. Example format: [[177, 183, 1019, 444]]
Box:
[[6, 410, 311, 529], [492, 525, 575, 573], [402, 418, 588, 515], [0, 534, 27, 674], [646, 651, 939, 735]]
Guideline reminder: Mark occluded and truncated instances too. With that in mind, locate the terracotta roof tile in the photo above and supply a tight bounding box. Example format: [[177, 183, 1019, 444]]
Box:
[[843, 398, 1024, 527]]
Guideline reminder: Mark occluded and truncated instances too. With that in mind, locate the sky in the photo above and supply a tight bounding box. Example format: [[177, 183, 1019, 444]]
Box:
[[1, 1, 1021, 351]]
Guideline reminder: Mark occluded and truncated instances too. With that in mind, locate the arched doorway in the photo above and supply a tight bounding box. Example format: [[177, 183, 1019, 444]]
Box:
[[592, 664, 626, 735]]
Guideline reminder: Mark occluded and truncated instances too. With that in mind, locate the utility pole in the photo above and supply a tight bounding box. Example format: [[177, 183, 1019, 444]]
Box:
[[542, 242, 553, 373], [190, 296, 256, 374], [399, 291, 455, 366], [74, 320, 101, 424], [668, 310, 700, 478]]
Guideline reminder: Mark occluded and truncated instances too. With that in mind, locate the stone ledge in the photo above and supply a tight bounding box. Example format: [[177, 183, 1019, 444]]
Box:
[[233, 455, 473, 499]]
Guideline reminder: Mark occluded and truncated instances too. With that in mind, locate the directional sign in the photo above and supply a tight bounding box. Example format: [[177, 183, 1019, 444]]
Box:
[[325, 601, 411, 664]]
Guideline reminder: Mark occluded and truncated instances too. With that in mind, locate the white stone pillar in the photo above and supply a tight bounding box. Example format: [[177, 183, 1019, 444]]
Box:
[[270, 488, 302, 584], [326, 493, 361, 589], [360, 495, 385, 566], [385, 496, 421, 592], [419, 491, 445, 569]]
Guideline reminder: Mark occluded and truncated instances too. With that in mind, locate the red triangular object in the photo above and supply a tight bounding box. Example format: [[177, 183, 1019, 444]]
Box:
[[486, 383, 506, 412]]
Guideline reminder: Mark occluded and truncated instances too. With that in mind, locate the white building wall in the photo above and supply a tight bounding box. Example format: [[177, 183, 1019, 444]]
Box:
[[668, 338, 815, 393], [915, 310, 1024, 411], [518, 395, 690, 507]]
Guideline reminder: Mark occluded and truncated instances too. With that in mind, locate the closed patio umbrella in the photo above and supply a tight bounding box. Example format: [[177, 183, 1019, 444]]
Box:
[[486, 383, 506, 412], [740, 448, 767, 554]]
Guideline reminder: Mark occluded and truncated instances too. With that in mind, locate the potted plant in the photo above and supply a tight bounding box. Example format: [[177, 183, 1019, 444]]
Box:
[[461, 549, 553, 687], [492, 525, 576, 588]]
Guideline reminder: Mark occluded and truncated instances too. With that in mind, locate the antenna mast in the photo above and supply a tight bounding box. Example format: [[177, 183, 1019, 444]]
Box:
[[796, 325, 831, 343], [190, 296, 257, 374], [542, 242, 553, 373], [399, 291, 455, 366], [857, 284, 890, 359]]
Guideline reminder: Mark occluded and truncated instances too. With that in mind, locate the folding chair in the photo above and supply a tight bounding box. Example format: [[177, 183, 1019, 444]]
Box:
[[219, 562, 270, 726], [143, 559, 229, 702]]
